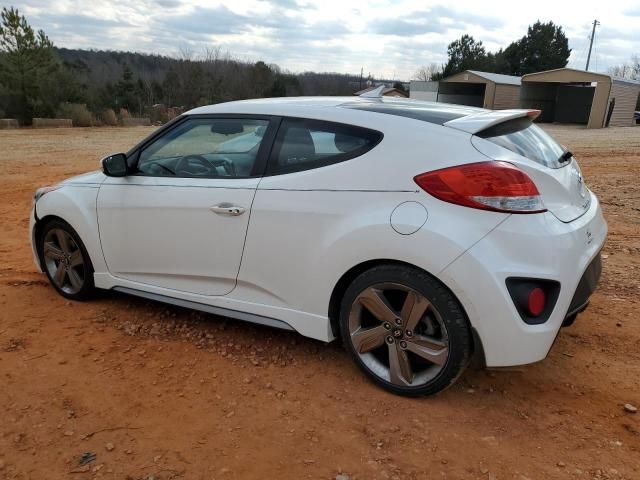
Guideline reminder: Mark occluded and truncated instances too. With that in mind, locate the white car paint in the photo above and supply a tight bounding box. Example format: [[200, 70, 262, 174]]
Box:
[[30, 96, 607, 367], [97, 175, 259, 296]]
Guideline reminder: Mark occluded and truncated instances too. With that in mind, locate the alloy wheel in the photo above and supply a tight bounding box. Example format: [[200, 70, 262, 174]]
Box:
[[42, 228, 85, 295], [348, 283, 449, 386]]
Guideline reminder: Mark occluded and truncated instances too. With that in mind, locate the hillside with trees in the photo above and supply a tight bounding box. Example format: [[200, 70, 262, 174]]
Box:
[[0, 7, 375, 125]]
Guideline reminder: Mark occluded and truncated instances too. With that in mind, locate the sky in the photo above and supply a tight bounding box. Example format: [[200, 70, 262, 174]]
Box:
[[9, 0, 640, 80]]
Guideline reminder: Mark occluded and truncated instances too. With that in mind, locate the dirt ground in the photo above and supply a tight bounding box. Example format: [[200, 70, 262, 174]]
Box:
[[0, 124, 639, 480]]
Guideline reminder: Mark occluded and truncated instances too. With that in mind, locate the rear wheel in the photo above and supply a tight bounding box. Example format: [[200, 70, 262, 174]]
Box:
[[39, 220, 95, 300], [340, 264, 472, 396]]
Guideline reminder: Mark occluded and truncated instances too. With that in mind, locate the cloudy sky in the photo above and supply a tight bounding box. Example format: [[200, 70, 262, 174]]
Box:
[[11, 0, 640, 80]]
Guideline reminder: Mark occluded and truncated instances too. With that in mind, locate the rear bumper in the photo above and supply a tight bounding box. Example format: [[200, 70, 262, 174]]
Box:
[[439, 191, 607, 367], [565, 252, 602, 319]]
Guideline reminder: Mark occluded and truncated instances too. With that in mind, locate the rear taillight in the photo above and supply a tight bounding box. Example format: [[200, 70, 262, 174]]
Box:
[[414, 161, 546, 213]]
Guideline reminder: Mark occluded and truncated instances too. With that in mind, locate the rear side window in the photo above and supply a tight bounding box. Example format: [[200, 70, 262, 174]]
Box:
[[269, 118, 382, 174], [477, 117, 565, 169]]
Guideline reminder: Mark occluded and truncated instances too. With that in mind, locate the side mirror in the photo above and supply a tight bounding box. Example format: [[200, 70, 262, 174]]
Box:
[[101, 153, 128, 177]]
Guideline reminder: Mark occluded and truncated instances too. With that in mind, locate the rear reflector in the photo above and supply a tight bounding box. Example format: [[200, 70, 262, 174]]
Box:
[[527, 288, 546, 317], [506, 278, 560, 325], [414, 161, 546, 213]]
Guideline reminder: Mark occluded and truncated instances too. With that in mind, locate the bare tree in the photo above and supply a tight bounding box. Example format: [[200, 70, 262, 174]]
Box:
[[608, 55, 639, 80], [413, 63, 441, 81], [178, 45, 194, 61]]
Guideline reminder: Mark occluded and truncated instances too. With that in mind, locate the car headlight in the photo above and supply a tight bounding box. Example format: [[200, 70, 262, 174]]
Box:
[[33, 185, 60, 204]]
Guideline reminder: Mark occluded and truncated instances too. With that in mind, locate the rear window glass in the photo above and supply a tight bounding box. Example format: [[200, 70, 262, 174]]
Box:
[[477, 117, 566, 169]]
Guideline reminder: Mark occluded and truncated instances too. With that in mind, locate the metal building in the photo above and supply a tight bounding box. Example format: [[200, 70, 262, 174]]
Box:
[[409, 81, 439, 101], [437, 70, 522, 109], [520, 68, 640, 128]]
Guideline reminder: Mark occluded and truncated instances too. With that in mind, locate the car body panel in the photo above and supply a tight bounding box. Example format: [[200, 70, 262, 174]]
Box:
[[59, 170, 106, 186], [471, 136, 591, 222], [439, 191, 606, 366], [29, 96, 608, 367], [97, 175, 259, 296], [32, 184, 107, 274], [236, 187, 508, 322]]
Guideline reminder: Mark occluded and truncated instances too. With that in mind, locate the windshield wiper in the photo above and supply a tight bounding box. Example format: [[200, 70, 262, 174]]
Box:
[[558, 150, 573, 164]]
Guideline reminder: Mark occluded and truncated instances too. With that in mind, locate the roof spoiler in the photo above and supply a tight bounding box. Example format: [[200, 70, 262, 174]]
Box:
[[443, 109, 541, 134]]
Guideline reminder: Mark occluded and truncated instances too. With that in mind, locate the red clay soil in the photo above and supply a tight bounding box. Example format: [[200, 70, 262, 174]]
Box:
[[0, 125, 639, 480]]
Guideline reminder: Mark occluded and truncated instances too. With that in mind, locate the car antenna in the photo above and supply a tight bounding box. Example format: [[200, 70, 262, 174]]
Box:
[[359, 85, 386, 99]]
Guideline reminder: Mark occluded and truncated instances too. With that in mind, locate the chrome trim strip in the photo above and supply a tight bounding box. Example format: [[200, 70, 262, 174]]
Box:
[[112, 286, 296, 332]]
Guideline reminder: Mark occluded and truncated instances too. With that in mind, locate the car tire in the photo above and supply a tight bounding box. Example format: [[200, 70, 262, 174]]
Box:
[[339, 264, 472, 396], [38, 219, 96, 301]]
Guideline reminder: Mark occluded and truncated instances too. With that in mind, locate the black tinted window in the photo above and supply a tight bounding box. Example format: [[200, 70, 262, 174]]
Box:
[[477, 118, 566, 169], [270, 118, 382, 174]]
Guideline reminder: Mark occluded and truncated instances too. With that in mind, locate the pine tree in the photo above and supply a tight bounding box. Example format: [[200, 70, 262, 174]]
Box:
[[505, 21, 571, 75], [442, 35, 489, 77], [0, 7, 57, 123]]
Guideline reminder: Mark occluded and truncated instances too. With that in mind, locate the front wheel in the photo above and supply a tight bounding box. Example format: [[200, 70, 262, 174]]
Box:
[[339, 264, 472, 396], [39, 219, 95, 300]]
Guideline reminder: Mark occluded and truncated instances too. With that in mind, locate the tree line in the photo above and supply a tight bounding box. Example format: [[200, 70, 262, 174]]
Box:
[[0, 7, 374, 125]]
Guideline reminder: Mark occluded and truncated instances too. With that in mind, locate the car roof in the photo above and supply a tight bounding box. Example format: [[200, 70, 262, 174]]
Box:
[[187, 96, 486, 126]]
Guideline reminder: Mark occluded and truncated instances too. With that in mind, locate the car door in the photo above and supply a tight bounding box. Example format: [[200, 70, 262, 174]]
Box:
[[97, 115, 277, 296]]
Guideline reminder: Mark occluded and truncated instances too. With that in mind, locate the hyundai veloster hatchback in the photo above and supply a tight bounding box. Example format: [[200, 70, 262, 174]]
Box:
[[30, 97, 606, 396]]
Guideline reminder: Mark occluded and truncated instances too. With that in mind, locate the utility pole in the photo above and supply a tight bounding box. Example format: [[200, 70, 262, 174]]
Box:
[[585, 19, 600, 71], [359, 67, 363, 90]]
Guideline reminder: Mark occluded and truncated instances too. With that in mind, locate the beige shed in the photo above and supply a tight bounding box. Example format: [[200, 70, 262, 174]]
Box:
[[437, 70, 521, 109], [520, 68, 640, 129]]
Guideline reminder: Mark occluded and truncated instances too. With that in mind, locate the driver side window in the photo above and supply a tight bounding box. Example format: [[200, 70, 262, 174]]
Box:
[[137, 118, 269, 178]]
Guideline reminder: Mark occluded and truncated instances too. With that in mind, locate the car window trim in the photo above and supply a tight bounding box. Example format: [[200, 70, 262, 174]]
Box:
[[264, 116, 383, 176], [126, 114, 281, 180]]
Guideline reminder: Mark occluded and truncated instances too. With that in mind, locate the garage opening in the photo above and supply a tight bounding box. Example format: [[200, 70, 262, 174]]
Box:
[[437, 82, 485, 108], [520, 82, 596, 125]]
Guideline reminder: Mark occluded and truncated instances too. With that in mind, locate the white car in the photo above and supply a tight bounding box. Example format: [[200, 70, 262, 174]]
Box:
[[30, 96, 606, 396]]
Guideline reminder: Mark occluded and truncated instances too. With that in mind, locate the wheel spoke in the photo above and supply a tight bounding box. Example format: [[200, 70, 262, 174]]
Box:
[[405, 335, 448, 366], [400, 290, 431, 331], [44, 242, 65, 261], [69, 249, 83, 267], [351, 325, 387, 353], [53, 264, 67, 286], [67, 268, 83, 290], [358, 288, 397, 323], [388, 344, 413, 385], [55, 230, 71, 254]]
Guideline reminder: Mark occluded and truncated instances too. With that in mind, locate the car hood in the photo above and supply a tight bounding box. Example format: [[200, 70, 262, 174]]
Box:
[[60, 170, 107, 186]]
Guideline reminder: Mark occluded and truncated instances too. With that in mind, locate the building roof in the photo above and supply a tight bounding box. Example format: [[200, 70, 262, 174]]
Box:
[[522, 67, 611, 83], [523, 67, 640, 88], [612, 76, 640, 87], [353, 86, 409, 97], [465, 70, 522, 86]]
